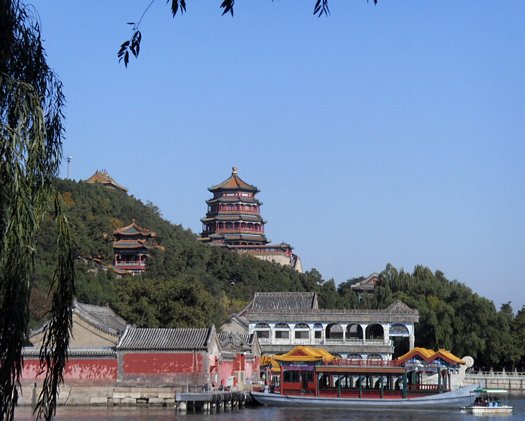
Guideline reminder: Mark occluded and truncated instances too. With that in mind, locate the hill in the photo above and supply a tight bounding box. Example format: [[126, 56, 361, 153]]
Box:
[[32, 178, 326, 328], [31, 179, 525, 369]]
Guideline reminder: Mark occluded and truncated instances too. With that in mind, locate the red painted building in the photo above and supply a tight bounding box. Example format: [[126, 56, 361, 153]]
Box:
[[22, 303, 262, 392], [113, 220, 158, 275], [218, 332, 261, 388], [116, 326, 221, 387]]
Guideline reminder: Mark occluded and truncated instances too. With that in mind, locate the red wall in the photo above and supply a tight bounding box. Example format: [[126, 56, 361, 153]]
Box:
[[123, 352, 203, 374], [218, 360, 234, 386], [120, 351, 209, 386], [22, 358, 117, 385]]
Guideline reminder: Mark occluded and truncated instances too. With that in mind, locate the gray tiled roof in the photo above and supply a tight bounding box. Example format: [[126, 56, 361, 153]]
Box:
[[117, 327, 212, 351], [22, 347, 116, 358], [74, 302, 127, 334], [218, 332, 254, 353], [245, 299, 419, 324], [244, 292, 318, 313], [350, 273, 380, 292], [29, 300, 127, 339]]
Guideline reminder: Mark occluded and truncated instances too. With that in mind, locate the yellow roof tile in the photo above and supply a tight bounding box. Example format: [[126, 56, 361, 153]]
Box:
[[273, 346, 335, 363]]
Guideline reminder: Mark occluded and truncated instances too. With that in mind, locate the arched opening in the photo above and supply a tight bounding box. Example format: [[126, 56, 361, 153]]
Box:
[[389, 324, 410, 359], [347, 353, 362, 360], [367, 353, 383, 360], [346, 323, 363, 340], [365, 324, 384, 340], [325, 323, 343, 340]]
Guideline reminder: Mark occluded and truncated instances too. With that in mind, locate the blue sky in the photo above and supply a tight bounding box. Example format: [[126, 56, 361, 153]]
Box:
[[32, 1, 525, 310]]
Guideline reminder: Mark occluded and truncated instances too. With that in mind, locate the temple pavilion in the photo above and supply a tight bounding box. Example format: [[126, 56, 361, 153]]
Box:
[[200, 167, 302, 271], [85, 169, 127, 193], [113, 220, 158, 275]]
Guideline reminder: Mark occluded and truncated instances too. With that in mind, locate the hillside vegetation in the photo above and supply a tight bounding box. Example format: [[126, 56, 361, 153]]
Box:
[[33, 179, 324, 327], [32, 179, 525, 369]]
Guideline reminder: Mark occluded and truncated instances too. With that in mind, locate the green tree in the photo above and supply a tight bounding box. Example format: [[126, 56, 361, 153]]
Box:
[[1, 1, 74, 420], [513, 306, 525, 369], [372, 264, 518, 368]]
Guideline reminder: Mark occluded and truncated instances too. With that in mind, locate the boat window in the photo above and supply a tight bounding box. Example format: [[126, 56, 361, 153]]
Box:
[[283, 371, 300, 383]]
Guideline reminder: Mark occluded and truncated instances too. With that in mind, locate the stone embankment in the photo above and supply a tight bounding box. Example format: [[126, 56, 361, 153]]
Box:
[[464, 370, 525, 392], [19, 384, 253, 411]]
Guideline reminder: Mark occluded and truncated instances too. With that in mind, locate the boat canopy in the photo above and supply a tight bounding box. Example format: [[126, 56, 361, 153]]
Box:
[[273, 346, 335, 363], [260, 355, 281, 372], [396, 347, 465, 366], [474, 388, 509, 395]]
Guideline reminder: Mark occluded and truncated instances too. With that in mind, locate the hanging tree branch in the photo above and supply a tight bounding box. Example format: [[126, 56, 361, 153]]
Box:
[[118, 0, 379, 67], [0, 1, 74, 420]]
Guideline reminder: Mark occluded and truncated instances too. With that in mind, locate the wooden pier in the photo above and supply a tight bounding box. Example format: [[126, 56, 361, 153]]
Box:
[[175, 390, 250, 412]]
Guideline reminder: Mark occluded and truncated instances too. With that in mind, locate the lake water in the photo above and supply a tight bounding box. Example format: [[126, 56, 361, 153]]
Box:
[[14, 396, 525, 420]]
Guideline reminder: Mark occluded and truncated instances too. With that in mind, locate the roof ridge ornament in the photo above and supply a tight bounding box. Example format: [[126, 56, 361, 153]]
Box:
[[232, 166, 238, 175]]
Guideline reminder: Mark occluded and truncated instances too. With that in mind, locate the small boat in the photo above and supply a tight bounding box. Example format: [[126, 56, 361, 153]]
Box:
[[253, 346, 479, 409], [463, 388, 513, 415]]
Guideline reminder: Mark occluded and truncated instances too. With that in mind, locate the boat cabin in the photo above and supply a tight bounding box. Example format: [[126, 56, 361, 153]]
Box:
[[268, 345, 466, 400]]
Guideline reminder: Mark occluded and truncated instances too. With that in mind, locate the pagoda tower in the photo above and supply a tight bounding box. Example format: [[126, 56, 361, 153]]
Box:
[[201, 167, 303, 272], [113, 220, 157, 275], [201, 167, 268, 246]]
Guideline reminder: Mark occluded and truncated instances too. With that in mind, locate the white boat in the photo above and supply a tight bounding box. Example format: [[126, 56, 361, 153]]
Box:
[[463, 388, 513, 415], [254, 345, 479, 409], [252, 383, 479, 409]]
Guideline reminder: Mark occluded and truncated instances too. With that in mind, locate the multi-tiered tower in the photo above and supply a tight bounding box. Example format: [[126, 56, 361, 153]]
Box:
[[201, 167, 303, 272], [201, 167, 268, 246], [113, 220, 158, 275]]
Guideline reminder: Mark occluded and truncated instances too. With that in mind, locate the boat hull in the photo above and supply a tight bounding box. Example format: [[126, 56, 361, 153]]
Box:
[[252, 384, 479, 409], [466, 405, 512, 415]]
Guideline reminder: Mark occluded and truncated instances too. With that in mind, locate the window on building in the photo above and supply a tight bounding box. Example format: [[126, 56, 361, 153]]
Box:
[[275, 331, 289, 339], [256, 330, 269, 339], [295, 331, 309, 339], [314, 331, 322, 339]]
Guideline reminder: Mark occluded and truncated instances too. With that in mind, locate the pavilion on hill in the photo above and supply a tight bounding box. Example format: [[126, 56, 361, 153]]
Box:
[[113, 220, 158, 275], [200, 167, 302, 272], [85, 169, 127, 193]]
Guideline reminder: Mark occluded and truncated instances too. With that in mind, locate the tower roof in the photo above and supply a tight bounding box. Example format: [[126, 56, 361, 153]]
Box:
[[113, 220, 157, 237], [85, 169, 127, 192], [209, 167, 259, 193]]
